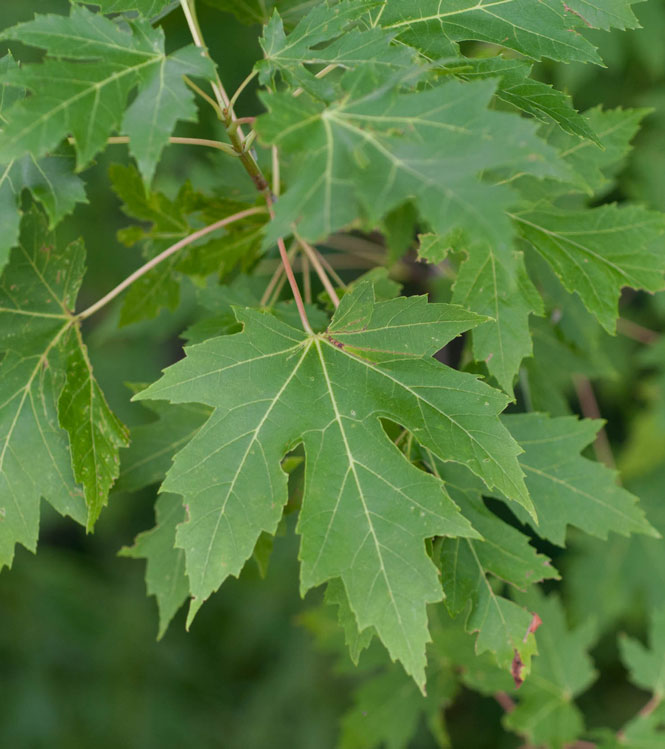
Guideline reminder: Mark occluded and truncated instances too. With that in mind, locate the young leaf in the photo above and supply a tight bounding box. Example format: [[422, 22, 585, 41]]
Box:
[[258, 4, 413, 93], [117, 398, 210, 494], [0, 6, 214, 180], [502, 413, 657, 546], [377, 0, 601, 63], [120, 493, 189, 638], [514, 204, 665, 334], [504, 590, 598, 749], [620, 607, 665, 698], [258, 75, 564, 250], [137, 285, 533, 686]]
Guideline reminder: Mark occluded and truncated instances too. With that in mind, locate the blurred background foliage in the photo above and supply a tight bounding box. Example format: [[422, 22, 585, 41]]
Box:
[[1, 1, 665, 747]]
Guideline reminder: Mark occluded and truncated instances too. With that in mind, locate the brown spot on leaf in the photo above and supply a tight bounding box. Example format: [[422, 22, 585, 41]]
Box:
[[524, 612, 542, 642], [511, 650, 524, 689]]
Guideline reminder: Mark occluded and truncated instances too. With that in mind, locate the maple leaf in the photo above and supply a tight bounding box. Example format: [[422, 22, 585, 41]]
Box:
[[620, 607, 665, 697], [514, 204, 665, 334], [117, 396, 210, 494], [137, 284, 534, 685], [0, 54, 87, 274], [453, 247, 543, 394], [505, 589, 598, 749], [566, 465, 665, 632], [257, 74, 564, 249], [447, 55, 598, 143], [0, 6, 215, 180], [120, 493, 189, 638], [202, 0, 312, 27], [80, 0, 177, 16], [0, 209, 127, 567], [377, 0, 601, 63], [258, 3, 414, 94], [109, 163, 267, 324], [502, 413, 657, 546], [427, 461, 555, 675], [564, 0, 643, 31]]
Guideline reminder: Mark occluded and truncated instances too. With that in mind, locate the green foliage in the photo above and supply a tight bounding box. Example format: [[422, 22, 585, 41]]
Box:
[[1, 0, 665, 745]]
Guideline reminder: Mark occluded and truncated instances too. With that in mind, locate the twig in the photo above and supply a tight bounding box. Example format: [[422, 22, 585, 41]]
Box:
[[272, 145, 281, 197], [78, 207, 265, 320], [573, 375, 616, 470], [297, 236, 340, 308], [617, 318, 660, 345], [302, 255, 312, 304], [179, 0, 269, 192], [326, 233, 385, 262], [639, 693, 662, 718], [494, 692, 516, 713], [317, 250, 346, 288]]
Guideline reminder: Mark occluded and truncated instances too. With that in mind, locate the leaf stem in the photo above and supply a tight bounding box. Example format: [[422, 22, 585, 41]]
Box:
[[183, 75, 223, 118], [271, 145, 281, 197], [264, 196, 311, 333], [302, 254, 312, 304], [277, 236, 312, 333], [297, 236, 340, 308], [228, 69, 259, 111], [260, 241, 298, 307], [69, 135, 238, 156], [77, 207, 266, 321], [617, 317, 660, 344]]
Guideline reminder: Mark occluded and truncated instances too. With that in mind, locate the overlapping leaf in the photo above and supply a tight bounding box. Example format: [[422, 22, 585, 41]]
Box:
[[453, 248, 543, 394], [0, 6, 215, 181], [120, 493, 189, 638], [429, 461, 555, 675], [137, 284, 534, 685], [117, 397, 210, 493], [0, 54, 86, 273], [448, 55, 597, 142], [502, 413, 657, 546], [520, 106, 650, 198], [504, 590, 598, 749], [564, 0, 643, 31], [514, 204, 665, 334], [620, 607, 665, 697], [110, 163, 266, 325], [202, 0, 313, 26], [258, 74, 564, 250], [377, 0, 601, 63], [258, 3, 414, 93], [0, 209, 125, 565], [76, 0, 176, 16]]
